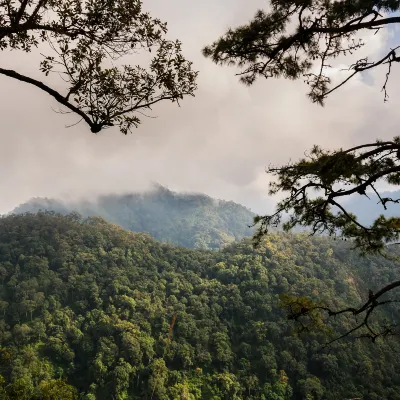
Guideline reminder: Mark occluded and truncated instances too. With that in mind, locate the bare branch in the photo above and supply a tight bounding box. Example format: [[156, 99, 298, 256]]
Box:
[[285, 282, 400, 345]]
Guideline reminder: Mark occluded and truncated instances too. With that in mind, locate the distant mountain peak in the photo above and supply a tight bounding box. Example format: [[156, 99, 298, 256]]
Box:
[[10, 188, 255, 249]]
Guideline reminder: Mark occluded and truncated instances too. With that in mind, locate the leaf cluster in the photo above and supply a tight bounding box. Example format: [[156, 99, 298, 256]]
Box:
[[204, 0, 400, 103], [254, 137, 400, 254], [0, 0, 198, 133]]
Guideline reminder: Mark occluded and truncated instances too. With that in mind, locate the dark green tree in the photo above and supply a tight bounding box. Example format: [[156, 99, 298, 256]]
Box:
[[0, 0, 197, 134], [204, 0, 400, 340], [204, 1, 400, 105]]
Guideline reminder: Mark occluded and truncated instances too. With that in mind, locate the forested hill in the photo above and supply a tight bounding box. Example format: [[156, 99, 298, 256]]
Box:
[[0, 212, 400, 400], [10, 186, 255, 249]]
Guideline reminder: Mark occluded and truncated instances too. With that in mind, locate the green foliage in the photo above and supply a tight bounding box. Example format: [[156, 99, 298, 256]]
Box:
[[36, 379, 78, 400], [343, 189, 400, 226], [203, 1, 400, 343], [0, 212, 399, 399], [11, 186, 255, 250], [0, 0, 197, 133], [204, 0, 400, 257], [204, 0, 400, 104], [252, 139, 400, 255]]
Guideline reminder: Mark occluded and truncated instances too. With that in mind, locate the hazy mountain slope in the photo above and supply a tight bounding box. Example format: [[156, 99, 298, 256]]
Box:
[[10, 185, 255, 249]]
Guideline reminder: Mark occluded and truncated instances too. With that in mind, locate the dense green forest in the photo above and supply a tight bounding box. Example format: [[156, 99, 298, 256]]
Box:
[[10, 186, 255, 250], [0, 212, 399, 399]]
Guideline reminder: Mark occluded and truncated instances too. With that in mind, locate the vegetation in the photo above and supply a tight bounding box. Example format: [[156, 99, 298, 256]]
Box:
[[203, 0, 400, 251], [204, 0, 400, 337], [343, 189, 400, 226], [0, 0, 197, 134], [203, 0, 400, 105], [0, 212, 400, 399], [253, 140, 400, 255], [3, 2, 400, 398], [11, 186, 255, 249]]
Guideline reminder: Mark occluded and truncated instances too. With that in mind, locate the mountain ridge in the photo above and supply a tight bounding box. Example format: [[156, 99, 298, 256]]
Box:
[[9, 185, 256, 249]]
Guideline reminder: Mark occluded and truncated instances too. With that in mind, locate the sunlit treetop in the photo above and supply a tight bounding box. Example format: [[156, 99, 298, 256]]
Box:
[[0, 0, 198, 134], [204, 0, 400, 104]]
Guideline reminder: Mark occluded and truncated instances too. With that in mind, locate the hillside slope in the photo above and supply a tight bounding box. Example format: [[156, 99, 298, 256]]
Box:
[[0, 212, 399, 399], [10, 186, 255, 249]]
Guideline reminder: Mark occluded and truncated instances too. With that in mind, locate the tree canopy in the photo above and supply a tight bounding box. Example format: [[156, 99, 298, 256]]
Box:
[[0, 212, 400, 399], [0, 0, 198, 134]]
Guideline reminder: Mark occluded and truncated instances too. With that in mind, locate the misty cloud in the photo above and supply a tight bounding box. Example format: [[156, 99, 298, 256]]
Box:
[[0, 0, 399, 214]]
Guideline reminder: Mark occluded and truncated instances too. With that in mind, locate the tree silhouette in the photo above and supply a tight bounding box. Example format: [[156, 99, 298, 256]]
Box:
[[0, 0, 198, 134]]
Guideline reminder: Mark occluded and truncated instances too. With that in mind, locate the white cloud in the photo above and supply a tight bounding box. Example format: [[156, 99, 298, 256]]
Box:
[[0, 1, 399, 215]]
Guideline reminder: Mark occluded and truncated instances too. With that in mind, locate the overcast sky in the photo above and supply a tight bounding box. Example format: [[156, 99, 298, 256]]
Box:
[[0, 0, 399, 214]]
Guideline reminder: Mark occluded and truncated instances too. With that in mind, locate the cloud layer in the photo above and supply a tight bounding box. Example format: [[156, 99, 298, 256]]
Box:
[[0, 1, 399, 214]]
